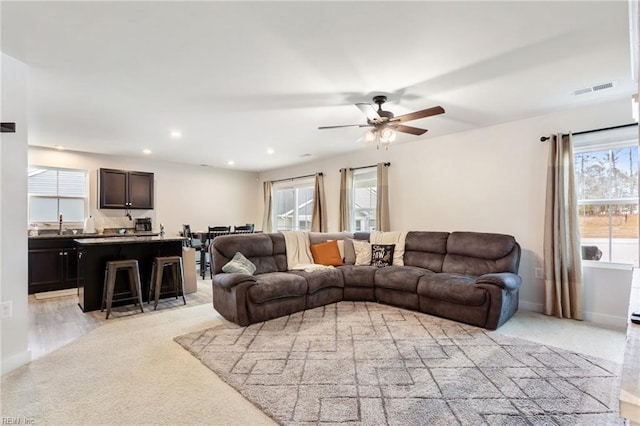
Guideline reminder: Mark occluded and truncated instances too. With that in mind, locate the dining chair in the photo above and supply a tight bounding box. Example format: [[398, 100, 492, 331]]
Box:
[[233, 224, 254, 234], [182, 224, 194, 247], [183, 224, 205, 276], [202, 226, 232, 278]]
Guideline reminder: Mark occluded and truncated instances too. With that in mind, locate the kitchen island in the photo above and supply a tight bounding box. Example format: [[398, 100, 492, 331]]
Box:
[[28, 231, 159, 294], [75, 236, 185, 312]]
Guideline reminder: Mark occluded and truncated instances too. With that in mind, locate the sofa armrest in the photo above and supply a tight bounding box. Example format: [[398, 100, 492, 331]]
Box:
[[213, 273, 257, 290], [475, 272, 522, 291]]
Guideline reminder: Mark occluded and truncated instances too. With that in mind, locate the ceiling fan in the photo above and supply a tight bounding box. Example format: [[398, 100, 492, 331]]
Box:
[[318, 95, 445, 148]]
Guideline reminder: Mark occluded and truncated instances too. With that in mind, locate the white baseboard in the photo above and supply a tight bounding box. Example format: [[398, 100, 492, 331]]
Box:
[[1, 349, 31, 376], [583, 311, 627, 329], [518, 300, 627, 329], [519, 301, 543, 312]]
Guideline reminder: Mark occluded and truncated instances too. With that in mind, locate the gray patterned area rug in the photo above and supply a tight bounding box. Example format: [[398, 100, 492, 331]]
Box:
[[174, 302, 623, 425]]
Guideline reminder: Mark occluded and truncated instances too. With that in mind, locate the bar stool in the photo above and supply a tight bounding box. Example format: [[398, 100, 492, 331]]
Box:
[[101, 259, 144, 319], [149, 256, 187, 310]]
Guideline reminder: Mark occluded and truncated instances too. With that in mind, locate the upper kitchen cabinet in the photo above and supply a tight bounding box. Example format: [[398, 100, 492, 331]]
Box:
[[99, 168, 154, 209]]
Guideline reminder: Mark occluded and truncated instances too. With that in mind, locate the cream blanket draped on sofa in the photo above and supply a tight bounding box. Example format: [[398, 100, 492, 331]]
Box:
[[281, 231, 330, 272]]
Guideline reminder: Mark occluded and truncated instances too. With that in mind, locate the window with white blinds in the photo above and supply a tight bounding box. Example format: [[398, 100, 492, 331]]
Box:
[[28, 167, 88, 223]]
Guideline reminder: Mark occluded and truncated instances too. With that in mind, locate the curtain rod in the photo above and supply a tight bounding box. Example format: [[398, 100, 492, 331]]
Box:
[[271, 172, 322, 184], [539, 123, 638, 142], [339, 162, 391, 172]]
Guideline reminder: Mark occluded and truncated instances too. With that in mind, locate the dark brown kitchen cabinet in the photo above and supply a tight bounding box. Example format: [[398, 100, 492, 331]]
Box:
[[99, 168, 154, 209], [28, 238, 78, 294]]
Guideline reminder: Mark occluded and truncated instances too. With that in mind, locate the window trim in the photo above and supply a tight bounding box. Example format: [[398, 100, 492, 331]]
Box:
[[271, 177, 315, 232], [28, 165, 89, 225], [351, 167, 377, 232], [573, 128, 639, 265]]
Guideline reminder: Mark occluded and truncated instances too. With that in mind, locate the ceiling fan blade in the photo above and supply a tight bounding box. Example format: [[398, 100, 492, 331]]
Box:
[[318, 124, 364, 129], [318, 124, 373, 130], [356, 103, 380, 121], [391, 106, 445, 123], [395, 124, 428, 136]]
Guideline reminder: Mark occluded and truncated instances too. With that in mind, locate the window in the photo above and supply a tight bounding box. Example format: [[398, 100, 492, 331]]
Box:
[[352, 168, 377, 231], [273, 178, 314, 231], [573, 125, 639, 265], [28, 167, 88, 223]]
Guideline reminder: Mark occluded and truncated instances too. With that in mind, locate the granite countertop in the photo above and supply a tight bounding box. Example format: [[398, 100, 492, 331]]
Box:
[[29, 231, 159, 240], [74, 235, 185, 245]]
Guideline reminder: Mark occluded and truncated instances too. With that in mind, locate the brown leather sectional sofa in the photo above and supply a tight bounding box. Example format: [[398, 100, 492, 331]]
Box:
[[210, 231, 521, 330]]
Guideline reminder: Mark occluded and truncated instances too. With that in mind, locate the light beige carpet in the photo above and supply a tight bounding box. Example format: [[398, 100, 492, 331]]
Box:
[[176, 302, 624, 425], [1, 303, 275, 425]]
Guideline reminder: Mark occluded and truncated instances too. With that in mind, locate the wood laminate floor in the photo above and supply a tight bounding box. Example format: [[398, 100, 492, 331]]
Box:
[[28, 278, 213, 360]]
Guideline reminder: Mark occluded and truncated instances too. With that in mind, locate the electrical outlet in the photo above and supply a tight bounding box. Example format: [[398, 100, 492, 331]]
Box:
[[0, 301, 12, 319], [535, 268, 543, 279]]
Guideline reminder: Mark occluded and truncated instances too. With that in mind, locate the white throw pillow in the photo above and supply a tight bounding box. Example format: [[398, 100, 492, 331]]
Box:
[[370, 231, 407, 266], [352, 240, 372, 266], [222, 252, 256, 275]]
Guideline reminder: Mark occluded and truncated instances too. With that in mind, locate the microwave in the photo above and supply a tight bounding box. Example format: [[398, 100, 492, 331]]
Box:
[[135, 217, 152, 232]]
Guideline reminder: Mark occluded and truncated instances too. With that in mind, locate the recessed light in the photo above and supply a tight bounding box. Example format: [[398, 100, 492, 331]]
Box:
[[267, 148, 275, 155], [227, 160, 235, 166], [54, 145, 65, 150], [170, 130, 182, 139], [142, 149, 152, 155]]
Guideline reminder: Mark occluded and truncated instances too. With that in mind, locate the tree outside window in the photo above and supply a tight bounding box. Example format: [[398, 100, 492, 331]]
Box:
[[573, 127, 639, 265]]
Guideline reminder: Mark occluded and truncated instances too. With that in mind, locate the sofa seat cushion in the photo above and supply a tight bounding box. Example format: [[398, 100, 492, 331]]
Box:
[[338, 265, 376, 287], [417, 273, 486, 306], [290, 268, 344, 294], [374, 266, 432, 293], [247, 272, 308, 304]]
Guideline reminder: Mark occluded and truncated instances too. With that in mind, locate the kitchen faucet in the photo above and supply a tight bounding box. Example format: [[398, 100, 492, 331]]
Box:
[[58, 213, 63, 235]]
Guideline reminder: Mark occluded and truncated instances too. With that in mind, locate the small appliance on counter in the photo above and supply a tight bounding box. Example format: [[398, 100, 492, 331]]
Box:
[[134, 217, 152, 232], [83, 216, 96, 234]]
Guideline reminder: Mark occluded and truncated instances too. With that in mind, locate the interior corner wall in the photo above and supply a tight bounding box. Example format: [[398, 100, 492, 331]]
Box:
[[28, 147, 260, 236], [1, 53, 30, 374], [257, 97, 635, 319]]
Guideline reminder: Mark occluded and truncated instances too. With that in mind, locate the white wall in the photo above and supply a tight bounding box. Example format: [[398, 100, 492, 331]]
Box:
[[1, 54, 30, 374], [29, 147, 259, 236], [257, 97, 636, 323], [582, 261, 633, 326]]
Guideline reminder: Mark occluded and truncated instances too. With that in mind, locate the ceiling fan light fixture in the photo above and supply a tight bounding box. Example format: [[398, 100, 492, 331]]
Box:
[[364, 130, 377, 144], [380, 127, 396, 143]]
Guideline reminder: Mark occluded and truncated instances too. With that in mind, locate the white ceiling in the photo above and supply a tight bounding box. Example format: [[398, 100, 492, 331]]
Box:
[[1, 1, 635, 172]]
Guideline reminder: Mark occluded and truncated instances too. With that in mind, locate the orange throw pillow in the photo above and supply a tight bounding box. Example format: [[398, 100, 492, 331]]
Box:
[[310, 240, 344, 266]]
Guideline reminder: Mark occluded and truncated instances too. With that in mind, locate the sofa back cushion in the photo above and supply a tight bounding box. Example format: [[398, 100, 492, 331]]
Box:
[[308, 232, 354, 245], [403, 231, 450, 272], [212, 233, 287, 275], [269, 233, 288, 271], [442, 231, 520, 276]]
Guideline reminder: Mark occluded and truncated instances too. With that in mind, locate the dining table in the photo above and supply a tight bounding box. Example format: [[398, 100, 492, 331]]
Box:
[[188, 231, 229, 278]]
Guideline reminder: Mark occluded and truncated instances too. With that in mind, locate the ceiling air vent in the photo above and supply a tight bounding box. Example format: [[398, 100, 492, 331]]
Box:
[[572, 81, 616, 96], [592, 82, 614, 91]]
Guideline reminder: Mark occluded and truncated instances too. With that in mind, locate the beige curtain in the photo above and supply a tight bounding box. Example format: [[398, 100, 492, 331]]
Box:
[[338, 168, 353, 231], [376, 162, 390, 232], [543, 133, 583, 320], [311, 173, 327, 232], [262, 181, 273, 233]]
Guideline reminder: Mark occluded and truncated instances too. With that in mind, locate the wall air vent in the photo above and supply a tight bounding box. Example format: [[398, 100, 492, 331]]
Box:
[[572, 81, 616, 96]]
